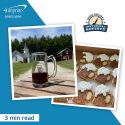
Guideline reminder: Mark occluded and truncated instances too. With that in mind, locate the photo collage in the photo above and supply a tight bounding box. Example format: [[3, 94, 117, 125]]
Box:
[[9, 24, 121, 110]]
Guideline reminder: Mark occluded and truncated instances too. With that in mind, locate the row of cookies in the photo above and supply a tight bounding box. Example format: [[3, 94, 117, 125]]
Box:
[[54, 81, 114, 107], [79, 52, 119, 68], [77, 63, 118, 85], [74, 81, 114, 107]]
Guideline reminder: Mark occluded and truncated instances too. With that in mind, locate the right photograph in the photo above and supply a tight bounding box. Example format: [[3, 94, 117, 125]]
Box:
[[52, 44, 121, 110]]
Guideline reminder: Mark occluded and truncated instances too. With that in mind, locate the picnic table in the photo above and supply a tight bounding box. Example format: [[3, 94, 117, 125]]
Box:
[[14, 65, 75, 98]]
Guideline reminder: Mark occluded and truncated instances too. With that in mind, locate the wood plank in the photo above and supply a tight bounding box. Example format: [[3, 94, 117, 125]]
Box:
[[18, 79, 75, 87], [14, 93, 35, 98], [14, 86, 58, 98], [14, 80, 75, 95], [14, 73, 76, 98]]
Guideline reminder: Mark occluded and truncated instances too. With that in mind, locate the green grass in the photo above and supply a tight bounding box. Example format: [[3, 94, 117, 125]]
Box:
[[57, 59, 74, 70], [13, 63, 32, 78]]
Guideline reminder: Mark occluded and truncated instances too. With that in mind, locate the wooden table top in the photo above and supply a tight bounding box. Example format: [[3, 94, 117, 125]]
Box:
[[14, 76, 76, 98]]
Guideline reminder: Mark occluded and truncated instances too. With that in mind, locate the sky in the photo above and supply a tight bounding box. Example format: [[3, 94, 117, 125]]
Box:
[[10, 26, 72, 41]]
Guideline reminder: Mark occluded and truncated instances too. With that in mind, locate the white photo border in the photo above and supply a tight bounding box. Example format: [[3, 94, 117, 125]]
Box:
[[51, 43, 122, 111], [8, 24, 78, 100]]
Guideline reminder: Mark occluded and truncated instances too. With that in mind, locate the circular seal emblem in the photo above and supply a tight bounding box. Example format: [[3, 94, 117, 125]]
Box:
[[84, 13, 108, 32]]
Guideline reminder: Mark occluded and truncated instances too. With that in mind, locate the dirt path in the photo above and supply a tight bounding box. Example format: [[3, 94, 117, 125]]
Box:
[[14, 69, 32, 83], [57, 65, 74, 80], [14, 62, 74, 83]]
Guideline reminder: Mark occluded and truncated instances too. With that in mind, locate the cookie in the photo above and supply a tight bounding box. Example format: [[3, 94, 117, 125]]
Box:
[[79, 52, 94, 64], [95, 67, 111, 84], [93, 84, 114, 107], [53, 98, 67, 103], [94, 54, 109, 67], [78, 63, 97, 80], [93, 94, 114, 107], [73, 81, 93, 105], [110, 54, 119, 68]]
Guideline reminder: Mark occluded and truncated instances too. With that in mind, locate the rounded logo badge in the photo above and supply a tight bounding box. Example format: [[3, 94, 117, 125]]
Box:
[[84, 13, 108, 32]]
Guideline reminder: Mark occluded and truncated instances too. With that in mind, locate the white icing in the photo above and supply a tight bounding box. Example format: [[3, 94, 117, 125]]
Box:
[[110, 54, 119, 62], [82, 52, 94, 62], [78, 81, 93, 92], [95, 84, 110, 97], [112, 68, 118, 78], [97, 54, 109, 61], [82, 63, 97, 71], [97, 67, 110, 75]]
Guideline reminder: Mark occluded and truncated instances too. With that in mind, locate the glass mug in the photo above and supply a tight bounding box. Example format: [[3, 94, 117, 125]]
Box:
[[32, 52, 57, 85]]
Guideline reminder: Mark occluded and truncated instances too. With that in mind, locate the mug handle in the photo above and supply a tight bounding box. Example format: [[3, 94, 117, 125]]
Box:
[[47, 55, 57, 78]]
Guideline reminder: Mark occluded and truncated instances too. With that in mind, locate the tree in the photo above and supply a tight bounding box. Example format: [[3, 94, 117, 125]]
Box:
[[11, 34, 73, 56]]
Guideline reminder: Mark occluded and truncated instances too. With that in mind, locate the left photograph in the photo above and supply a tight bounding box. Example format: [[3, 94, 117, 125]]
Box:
[[8, 24, 77, 100]]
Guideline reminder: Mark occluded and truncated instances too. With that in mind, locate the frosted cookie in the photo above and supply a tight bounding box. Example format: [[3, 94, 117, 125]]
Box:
[[94, 54, 109, 67], [112, 68, 118, 85], [109, 54, 119, 68], [78, 63, 97, 80], [53, 98, 68, 103], [95, 67, 111, 84], [73, 81, 93, 105], [80, 52, 94, 64], [93, 84, 114, 107]]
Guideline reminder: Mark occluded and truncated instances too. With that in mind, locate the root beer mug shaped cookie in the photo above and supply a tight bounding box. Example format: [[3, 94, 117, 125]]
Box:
[[95, 67, 111, 84], [109, 54, 119, 68], [32, 52, 57, 87], [94, 54, 109, 67], [78, 63, 97, 80], [80, 52, 94, 64], [73, 81, 94, 105], [93, 84, 114, 107]]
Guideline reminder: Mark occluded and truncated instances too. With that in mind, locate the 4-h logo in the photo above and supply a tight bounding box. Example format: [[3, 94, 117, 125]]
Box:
[[84, 13, 108, 32]]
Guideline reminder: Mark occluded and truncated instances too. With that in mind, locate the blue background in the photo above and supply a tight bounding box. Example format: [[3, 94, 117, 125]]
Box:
[[0, 0, 121, 124]]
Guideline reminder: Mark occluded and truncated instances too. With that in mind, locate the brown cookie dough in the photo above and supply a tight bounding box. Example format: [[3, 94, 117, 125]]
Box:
[[109, 54, 119, 68], [94, 54, 109, 67], [95, 74, 111, 84], [77, 63, 97, 80], [93, 94, 114, 107], [78, 68, 95, 80], [54, 98, 67, 103], [95, 67, 111, 84], [94, 58, 108, 67], [73, 90, 93, 105], [110, 60, 118, 69]]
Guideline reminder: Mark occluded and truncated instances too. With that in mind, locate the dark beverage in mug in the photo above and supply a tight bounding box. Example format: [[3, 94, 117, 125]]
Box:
[[32, 72, 48, 84], [32, 52, 57, 87]]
